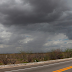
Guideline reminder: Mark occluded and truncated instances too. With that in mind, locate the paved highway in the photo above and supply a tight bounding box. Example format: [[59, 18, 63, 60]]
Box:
[[0, 60, 72, 72]]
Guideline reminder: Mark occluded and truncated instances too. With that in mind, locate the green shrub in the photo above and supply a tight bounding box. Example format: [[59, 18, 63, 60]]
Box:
[[44, 56, 48, 61], [36, 59, 39, 62], [65, 48, 72, 58], [34, 59, 39, 62], [0, 63, 3, 65]]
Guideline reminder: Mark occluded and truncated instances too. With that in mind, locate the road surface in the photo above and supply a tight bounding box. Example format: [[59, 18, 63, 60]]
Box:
[[0, 60, 72, 72]]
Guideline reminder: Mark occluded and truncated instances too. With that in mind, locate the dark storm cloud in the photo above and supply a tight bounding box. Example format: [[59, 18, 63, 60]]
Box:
[[0, 0, 72, 53], [0, 0, 71, 38], [0, 0, 69, 26], [0, 0, 72, 40]]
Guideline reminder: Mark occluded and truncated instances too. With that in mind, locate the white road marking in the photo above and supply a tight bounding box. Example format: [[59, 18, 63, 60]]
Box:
[[5, 60, 72, 72]]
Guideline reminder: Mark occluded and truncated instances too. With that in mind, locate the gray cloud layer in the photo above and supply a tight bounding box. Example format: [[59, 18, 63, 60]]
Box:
[[0, 0, 69, 25], [0, 0, 72, 53]]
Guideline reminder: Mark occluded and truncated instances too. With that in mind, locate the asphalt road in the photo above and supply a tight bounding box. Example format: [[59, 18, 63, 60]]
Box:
[[0, 60, 72, 72]]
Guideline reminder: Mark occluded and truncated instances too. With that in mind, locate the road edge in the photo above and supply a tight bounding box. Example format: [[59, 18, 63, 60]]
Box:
[[0, 58, 72, 69]]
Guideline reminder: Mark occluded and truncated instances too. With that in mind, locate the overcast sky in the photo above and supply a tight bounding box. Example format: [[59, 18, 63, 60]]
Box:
[[0, 0, 72, 53]]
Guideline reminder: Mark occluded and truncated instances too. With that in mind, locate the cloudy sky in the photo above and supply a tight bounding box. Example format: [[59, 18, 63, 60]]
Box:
[[0, 0, 72, 53]]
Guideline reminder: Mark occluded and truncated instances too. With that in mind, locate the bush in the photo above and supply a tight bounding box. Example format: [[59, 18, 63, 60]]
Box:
[[0, 63, 3, 65], [2, 58, 9, 65], [44, 55, 49, 61], [34, 59, 39, 62], [49, 49, 64, 60], [9, 59, 16, 64], [27, 54, 32, 62], [65, 48, 72, 58]]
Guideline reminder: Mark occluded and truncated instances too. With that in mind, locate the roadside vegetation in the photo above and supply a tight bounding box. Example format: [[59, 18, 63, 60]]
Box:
[[0, 48, 72, 65]]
